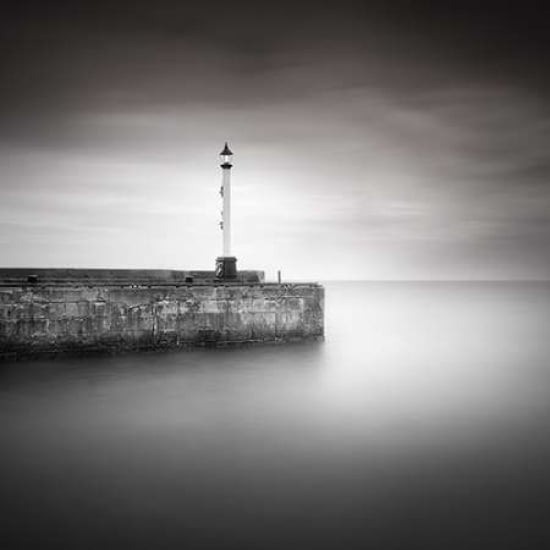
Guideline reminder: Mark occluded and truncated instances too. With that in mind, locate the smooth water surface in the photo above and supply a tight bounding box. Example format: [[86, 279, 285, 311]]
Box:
[[1, 282, 550, 549]]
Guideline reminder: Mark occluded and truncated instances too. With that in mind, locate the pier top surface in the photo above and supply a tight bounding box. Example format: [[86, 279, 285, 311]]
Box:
[[0, 268, 321, 287]]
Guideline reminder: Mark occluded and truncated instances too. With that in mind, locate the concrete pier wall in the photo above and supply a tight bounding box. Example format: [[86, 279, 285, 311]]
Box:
[[0, 275, 324, 359]]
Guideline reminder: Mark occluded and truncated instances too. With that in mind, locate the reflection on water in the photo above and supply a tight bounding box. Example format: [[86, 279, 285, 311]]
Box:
[[1, 282, 550, 549]]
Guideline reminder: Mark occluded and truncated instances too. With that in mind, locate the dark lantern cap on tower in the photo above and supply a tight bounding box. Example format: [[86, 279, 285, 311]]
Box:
[[220, 142, 233, 156]]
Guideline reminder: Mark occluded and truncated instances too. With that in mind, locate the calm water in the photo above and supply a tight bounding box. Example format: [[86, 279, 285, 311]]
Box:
[[1, 282, 550, 549]]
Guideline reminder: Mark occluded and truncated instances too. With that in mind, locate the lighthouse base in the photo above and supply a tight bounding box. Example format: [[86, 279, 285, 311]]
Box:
[[215, 257, 237, 280]]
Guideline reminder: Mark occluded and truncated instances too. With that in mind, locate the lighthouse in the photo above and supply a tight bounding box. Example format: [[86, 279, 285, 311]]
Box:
[[215, 142, 237, 280]]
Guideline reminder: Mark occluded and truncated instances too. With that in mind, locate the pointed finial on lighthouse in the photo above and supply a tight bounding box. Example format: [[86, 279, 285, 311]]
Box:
[[220, 142, 233, 156]]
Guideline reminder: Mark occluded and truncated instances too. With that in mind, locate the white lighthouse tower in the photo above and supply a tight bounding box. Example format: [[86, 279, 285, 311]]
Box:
[[215, 142, 237, 279]]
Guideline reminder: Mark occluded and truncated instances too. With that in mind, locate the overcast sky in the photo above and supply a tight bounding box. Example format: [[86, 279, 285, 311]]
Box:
[[1, 0, 550, 280]]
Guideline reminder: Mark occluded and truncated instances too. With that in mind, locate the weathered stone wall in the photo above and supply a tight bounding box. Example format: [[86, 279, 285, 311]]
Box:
[[0, 282, 324, 359]]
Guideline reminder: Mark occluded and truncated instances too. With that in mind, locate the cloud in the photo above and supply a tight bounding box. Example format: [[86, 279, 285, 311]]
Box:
[[1, 2, 549, 279]]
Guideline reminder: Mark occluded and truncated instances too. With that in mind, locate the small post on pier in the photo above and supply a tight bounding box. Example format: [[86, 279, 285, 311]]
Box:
[[277, 270, 281, 284]]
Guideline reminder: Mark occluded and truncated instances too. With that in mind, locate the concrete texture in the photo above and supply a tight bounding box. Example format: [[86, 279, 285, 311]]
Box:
[[0, 277, 324, 359]]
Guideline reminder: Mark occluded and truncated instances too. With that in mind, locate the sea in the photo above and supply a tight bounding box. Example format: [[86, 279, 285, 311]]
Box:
[[1, 281, 550, 549]]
